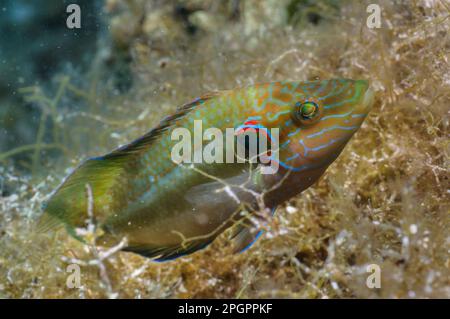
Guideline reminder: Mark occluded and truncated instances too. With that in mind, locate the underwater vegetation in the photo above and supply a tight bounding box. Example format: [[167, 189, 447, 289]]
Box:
[[39, 78, 374, 262], [0, 0, 449, 298]]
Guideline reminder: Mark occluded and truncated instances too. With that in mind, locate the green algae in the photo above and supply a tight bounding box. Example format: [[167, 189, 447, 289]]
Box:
[[0, 0, 448, 298]]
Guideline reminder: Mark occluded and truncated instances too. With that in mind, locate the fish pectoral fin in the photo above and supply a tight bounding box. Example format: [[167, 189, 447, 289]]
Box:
[[123, 238, 214, 262]]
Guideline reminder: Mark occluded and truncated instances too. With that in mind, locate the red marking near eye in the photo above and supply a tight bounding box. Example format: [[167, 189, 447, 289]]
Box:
[[235, 120, 260, 135], [235, 120, 273, 159], [235, 120, 271, 141]]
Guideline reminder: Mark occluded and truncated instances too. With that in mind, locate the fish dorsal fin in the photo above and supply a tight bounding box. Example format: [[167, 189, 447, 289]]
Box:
[[176, 91, 223, 111], [103, 91, 224, 161]]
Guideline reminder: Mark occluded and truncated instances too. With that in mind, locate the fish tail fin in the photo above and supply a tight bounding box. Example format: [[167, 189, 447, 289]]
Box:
[[41, 156, 126, 232], [36, 212, 64, 233]]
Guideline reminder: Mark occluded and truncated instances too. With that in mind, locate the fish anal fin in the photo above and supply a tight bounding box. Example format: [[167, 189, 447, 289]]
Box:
[[123, 238, 214, 262]]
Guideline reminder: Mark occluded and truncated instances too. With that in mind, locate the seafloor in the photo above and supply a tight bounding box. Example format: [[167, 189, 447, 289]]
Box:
[[0, 0, 449, 298]]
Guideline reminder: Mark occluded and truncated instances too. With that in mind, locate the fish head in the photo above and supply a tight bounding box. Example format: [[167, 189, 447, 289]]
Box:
[[259, 79, 374, 172]]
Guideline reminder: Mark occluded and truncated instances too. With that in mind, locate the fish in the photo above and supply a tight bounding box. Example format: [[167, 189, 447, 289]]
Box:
[[39, 79, 374, 261]]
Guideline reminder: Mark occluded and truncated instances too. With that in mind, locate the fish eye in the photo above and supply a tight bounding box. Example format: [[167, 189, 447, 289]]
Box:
[[293, 100, 321, 124]]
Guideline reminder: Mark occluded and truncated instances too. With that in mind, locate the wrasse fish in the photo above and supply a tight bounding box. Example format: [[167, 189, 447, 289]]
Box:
[[40, 79, 374, 261]]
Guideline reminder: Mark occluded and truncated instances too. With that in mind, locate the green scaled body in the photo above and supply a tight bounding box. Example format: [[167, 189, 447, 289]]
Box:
[[40, 79, 374, 261]]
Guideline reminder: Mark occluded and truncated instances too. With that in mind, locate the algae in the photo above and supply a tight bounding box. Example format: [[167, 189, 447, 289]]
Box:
[[0, 0, 448, 298]]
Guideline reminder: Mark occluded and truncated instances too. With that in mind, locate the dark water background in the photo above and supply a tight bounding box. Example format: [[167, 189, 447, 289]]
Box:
[[0, 0, 102, 156]]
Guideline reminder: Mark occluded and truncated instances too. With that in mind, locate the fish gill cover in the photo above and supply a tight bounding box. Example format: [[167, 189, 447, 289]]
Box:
[[0, 0, 448, 298]]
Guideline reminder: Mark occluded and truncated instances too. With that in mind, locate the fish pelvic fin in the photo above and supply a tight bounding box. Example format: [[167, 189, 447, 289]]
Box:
[[231, 225, 263, 254], [230, 206, 277, 253]]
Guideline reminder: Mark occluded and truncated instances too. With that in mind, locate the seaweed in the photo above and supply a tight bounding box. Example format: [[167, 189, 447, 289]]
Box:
[[0, 0, 448, 298]]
